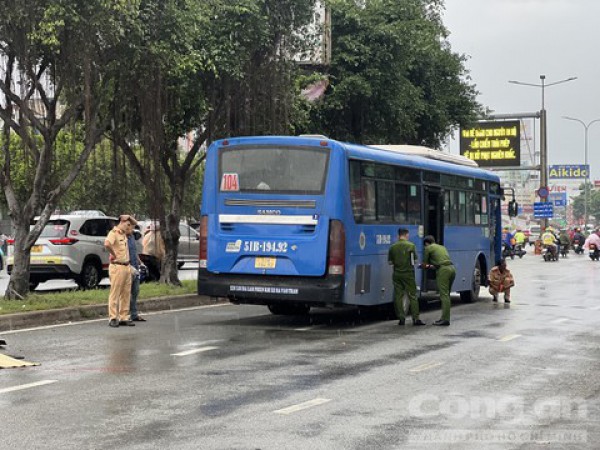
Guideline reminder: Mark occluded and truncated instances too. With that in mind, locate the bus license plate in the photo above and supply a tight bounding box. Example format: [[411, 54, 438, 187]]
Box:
[[31, 245, 43, 253], [255, 257, 276, 269]]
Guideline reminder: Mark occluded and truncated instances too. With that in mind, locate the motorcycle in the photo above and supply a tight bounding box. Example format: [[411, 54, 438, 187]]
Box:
[[560, 244, 569, 258], [573, 239, 584, 255], [542, 244, 558, 262], [502, 243, 515, 260], [514, 243, 526, 258], [589, 244, 600, 261]]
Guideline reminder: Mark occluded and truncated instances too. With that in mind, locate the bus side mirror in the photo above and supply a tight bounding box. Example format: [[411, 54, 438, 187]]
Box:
[[508, 200, 518, 217]]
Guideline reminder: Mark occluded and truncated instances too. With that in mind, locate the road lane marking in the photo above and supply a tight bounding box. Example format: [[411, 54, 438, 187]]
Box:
[[180, 340, 223, 347], [592, 306, 600, 311], [498, 334, 522, 342], [171, 346, 219, 356], [551, 318, 570, 324], [2, 303, 233, 335], [274, 398, 331, 415], [0, 379, 58, 394], [409, 362, 444, 373]]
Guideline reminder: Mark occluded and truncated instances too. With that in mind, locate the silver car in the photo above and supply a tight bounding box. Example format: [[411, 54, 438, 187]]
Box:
[[139, 220, 199, 268]]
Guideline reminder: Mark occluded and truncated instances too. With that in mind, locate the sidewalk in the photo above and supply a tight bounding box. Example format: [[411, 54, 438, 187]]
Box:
[[0, 294, 228, 332]]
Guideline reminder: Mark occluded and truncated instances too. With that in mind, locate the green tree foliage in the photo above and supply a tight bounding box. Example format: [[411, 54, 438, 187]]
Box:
[[0, 0, 137, 298], [296, 0, 481, 147], [570, 183, 599, 224], [109, 0, 318, 285]]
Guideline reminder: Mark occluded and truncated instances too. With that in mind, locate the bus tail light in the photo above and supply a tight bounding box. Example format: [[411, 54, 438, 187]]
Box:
[[328, 220, 345, 275], [199, 215, 208, 268]]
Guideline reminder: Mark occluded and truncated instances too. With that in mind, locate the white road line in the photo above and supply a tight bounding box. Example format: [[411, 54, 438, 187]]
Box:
[[551, 318, 570, 324], [171, 346, 219, 356], [498, 334, 522, 342], [2, 303, 232, 335], [409, 362, 444, 373], [274, 398, 331, 415], [591, 306, 600, 311], [0, 379, 58, 394], [294, 327, 312, 331]]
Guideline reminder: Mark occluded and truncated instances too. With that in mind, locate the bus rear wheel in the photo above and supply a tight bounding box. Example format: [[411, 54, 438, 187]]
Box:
[[268, 304, 311, 315], [460, 260, 481, 303]]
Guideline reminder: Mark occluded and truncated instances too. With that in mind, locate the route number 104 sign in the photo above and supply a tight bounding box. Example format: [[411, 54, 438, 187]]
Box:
[[221, 173, 240, 191]]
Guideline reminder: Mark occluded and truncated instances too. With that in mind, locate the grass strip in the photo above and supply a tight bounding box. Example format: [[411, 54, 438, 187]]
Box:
[[0, 280, 197, 315]]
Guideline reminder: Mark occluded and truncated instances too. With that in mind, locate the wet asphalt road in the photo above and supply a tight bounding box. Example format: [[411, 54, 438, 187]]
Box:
[[1, 253, 599, 449]]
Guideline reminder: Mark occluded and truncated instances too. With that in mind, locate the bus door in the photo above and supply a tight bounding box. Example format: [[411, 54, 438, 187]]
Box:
[[422, 186, 444, 292], [489, 195, 501, 263]]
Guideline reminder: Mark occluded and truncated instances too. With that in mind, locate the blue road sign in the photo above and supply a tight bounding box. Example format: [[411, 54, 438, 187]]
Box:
[[533, 201, 554, 218], [554, 199, 566, 207]]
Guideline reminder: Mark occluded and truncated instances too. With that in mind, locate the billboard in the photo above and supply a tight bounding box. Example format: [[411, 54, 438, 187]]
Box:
[[459, 121, 520, 167], [548, 164, 589, 179]]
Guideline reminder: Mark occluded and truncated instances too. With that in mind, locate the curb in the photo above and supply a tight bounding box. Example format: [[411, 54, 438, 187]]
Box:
[[0, 294, 228, 332]]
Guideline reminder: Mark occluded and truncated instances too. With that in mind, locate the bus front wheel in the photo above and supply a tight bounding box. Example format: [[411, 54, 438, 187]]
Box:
[[460, 260, 481, 303], [268, 304, 310, 315]]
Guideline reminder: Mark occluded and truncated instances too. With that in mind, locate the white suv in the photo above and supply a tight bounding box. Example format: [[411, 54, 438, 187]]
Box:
[[7, 214, 119, 290]]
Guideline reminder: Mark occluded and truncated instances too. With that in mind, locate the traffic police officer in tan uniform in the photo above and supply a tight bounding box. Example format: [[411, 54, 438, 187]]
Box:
[[105, 215, 137, 327], [388, 228, 425, 326]]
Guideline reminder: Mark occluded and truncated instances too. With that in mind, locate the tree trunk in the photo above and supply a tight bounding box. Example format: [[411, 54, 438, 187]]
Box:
[[160, 177, 185, 286], [161, 212, 181, 286], [5, 220, 33, 299]]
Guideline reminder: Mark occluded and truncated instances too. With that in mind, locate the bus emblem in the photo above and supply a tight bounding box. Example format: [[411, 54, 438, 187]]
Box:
[[225, 240, 242, 253], [359, 232, 366, 250]]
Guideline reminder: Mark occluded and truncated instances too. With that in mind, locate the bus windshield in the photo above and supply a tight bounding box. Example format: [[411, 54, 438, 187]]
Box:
[[220, 146, 329, 194]]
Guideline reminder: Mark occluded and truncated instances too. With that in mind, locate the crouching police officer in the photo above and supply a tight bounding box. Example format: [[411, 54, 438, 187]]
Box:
[[420, 235, 455, 326]]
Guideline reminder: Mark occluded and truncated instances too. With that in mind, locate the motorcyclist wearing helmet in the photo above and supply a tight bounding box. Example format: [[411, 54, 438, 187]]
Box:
[[514, 228, 526, 246], [501, 227, 515, 257], [558, 229, 570, 255], [572, 227, 585, 247], [583, 229, 600, 251], [541, 227, 558, 259]]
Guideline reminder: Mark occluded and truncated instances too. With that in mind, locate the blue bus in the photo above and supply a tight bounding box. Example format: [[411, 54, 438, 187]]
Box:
[[198, 136, 503, 315]]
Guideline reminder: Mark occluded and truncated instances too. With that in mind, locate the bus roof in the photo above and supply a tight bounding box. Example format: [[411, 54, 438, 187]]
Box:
[[343, 142, 499, 182], [368, 145, 479, 168], [212, 136, 500, 182]]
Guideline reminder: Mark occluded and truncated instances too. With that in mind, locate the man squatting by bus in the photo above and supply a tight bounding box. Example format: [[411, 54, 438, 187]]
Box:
[[388, 228, 426, 326]]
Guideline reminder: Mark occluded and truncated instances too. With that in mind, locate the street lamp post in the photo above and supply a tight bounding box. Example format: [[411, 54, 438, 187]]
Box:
[[562, 116, 600, 228], [508, 75, 577, 229]]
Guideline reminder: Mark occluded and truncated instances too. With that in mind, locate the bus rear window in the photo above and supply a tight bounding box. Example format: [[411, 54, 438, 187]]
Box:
[[220, 146, 329, 194]]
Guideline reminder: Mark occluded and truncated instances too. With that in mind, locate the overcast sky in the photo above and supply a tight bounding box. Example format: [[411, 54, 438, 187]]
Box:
[[442, 0, 600, 179]]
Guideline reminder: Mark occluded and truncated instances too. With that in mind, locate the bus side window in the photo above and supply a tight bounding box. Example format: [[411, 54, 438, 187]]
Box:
[[474, 193, 482, 225], [458, 191, 467, 225], [444, 191, 451, 224], [466, 192, 475, 225], [350, 161, 363, 222], [394, 184, 408, 223], [407, 185, 421, 224], [450, 190, 460, 224], [362, 179, 376, 222], [376, 181, 394, 222]]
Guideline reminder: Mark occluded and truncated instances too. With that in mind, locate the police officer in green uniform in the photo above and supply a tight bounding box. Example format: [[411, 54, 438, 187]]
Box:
[[388, 228, 426, 326], [421, 235, 455, 326]]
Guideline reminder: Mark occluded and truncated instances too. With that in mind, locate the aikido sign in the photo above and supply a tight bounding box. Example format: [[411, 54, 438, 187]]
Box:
[[459, 120, 521, 167]]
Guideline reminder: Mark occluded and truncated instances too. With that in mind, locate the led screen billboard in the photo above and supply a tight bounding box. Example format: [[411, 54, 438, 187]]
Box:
[[460, 121, 520, 167]]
